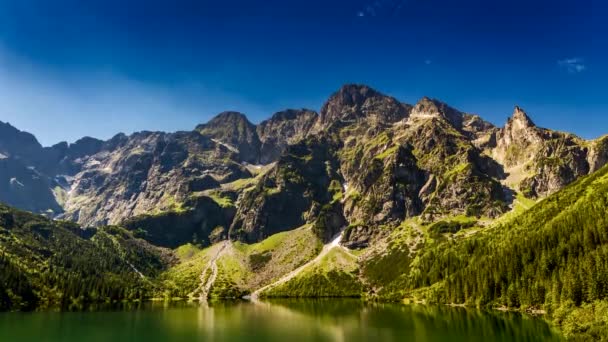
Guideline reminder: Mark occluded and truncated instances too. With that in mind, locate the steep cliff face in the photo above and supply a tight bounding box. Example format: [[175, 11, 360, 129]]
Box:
[[61, 130, 250, 227], [257, 109, 318, 164], [196, 111, 261, 164], [588, 136, 608, 173], [122, 195, 235, 248], [231, 87, 509, 248], [44, 137, 105, 175], [0, 157, 62, 214], [402, 112, 507, 220], [0, 121, 43, 162], [461, 114, 498, 148], [229, 135, 343, 243], [493, 107, 545, 168], [491, 107, 592, 197], [314, 84, 411, 132], [408, 96, 463, 129], [0, 121, 105, 214], [1, 84, 607, 251]]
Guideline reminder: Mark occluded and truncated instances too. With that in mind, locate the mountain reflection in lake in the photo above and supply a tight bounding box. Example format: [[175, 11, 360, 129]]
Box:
[[0, 299, 562, 342]]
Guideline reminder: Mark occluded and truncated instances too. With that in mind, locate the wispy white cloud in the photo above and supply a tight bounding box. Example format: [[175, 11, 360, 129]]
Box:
[[558, 58, 586, 73]]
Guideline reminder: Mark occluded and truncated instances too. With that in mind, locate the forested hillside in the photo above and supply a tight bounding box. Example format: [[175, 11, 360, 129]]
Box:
[[0, 204, 173, 310], [366, 164, 608, 340]]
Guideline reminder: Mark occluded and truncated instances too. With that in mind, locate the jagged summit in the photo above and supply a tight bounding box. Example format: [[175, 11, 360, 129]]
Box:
[[195, 111, 261, 163], [1, 84, 607, 244], [328, 84, 382, 104], [410, 96, 464, 129], [265, 108, 318, 122], [411, 97, 442, 116], [0, 120, 43, 158], [197, 111, 253, 129], [317, 84, 410, 129], [257, 109, 318, 164], [496, 106, 542, 155], [509, 105, 536, 128]]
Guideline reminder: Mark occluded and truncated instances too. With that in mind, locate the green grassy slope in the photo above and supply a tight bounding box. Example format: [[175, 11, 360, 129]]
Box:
[[264, 247, 362, 298], [209, 226, 323, 298]]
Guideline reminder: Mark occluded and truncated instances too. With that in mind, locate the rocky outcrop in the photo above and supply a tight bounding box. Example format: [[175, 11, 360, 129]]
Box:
[[122, 195, 235, 248], [461, 114, 498, 149], [491, 106, 592, 197], [403, 116, 508, 219], [340, 134, 426, 225], [257, 109, 318, 164], [409, 97, 463, 129], [493, 106, 545, 168], [314, 84, 411, 132], [196, 111, 261, 164], [588, 136, 608, 173], [229, 136, 342, 243], [60, 130, 251, 226], [0, 157, 62, 214]]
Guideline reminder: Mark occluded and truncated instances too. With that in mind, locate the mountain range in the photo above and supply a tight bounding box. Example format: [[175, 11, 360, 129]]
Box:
[[1, 84, 607, 340], [1, 84, 607, 247]]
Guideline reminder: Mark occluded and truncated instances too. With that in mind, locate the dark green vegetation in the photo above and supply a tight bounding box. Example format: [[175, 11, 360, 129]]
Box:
[[0, 204, 173, 311], [361, 164, 608, 341]]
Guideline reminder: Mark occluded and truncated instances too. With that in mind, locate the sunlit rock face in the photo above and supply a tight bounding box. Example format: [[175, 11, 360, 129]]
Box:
[[1, 84, 607, 248]]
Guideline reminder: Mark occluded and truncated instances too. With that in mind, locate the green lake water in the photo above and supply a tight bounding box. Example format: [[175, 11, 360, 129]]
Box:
[[0, 300, 563, 341]]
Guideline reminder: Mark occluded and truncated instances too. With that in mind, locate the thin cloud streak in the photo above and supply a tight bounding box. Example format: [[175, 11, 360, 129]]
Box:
[[558, 58, 586, 73]]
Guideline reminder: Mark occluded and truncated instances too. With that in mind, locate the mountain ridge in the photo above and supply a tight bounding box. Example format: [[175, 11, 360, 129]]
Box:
[[0, 84, 607, 246], [2, 84, 608, 340]]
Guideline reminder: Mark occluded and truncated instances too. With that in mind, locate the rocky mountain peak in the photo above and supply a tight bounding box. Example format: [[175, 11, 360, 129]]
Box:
[[257, 109, 318, 164], [509, 106, 536, 130], [0, 121, 43, 159], [498, 106, 541, 149], [264, 108, 318, 123], [409, 97, 464, 129], [330, 84, 381, 106], [205, 111, 250, 125], [317, 84, 410, 130], [196, 111, 261, 163], [461, 114, 498, 148]]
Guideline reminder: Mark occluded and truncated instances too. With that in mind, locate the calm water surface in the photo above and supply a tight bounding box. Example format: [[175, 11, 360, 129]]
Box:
[[0, 300, 563, 341]]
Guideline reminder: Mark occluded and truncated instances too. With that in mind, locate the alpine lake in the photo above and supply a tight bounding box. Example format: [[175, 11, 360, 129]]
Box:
[[0, 299, 563, 341]]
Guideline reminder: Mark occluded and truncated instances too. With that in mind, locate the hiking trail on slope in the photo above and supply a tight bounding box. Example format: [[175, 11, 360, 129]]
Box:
[[188, 240, 229, 302], [249, 230, 353, 302]]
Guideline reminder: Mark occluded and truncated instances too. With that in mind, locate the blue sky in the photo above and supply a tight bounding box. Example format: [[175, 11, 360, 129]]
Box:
[[0, 0, 606, 145]]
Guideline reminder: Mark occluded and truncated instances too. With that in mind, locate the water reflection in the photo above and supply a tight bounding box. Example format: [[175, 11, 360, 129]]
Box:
[[0, 300, 563, 342]]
